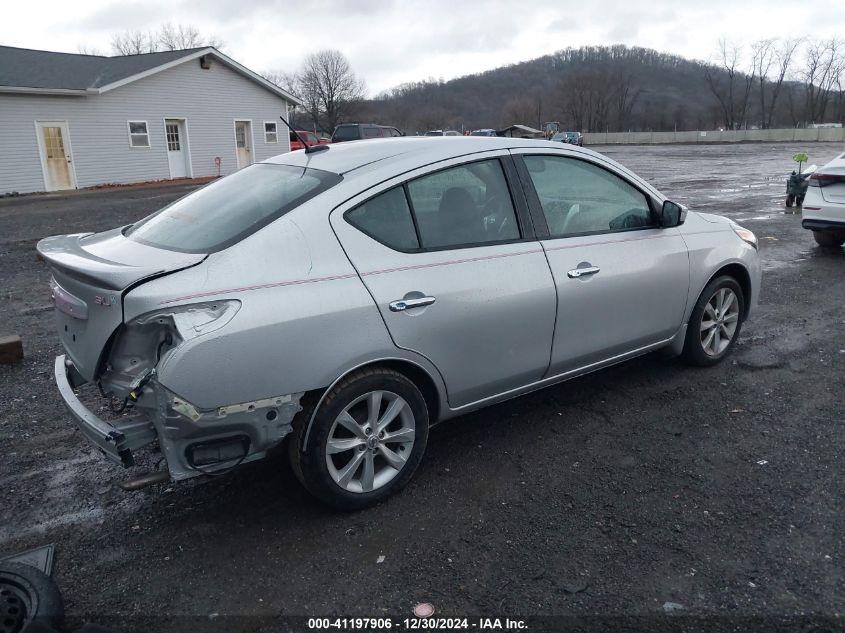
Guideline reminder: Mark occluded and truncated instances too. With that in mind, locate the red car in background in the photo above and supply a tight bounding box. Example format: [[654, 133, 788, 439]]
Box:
[[289, 130, 330, 151]]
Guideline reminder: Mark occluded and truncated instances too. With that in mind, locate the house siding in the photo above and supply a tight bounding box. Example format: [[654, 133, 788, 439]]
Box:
[[0, 59, 292, 193]]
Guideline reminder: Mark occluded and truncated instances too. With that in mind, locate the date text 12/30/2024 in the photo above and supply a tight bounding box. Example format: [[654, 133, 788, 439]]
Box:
[[307, 618, 528, 630]]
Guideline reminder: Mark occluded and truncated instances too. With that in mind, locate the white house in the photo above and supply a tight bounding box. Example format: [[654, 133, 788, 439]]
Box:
[[0, 45, 303, 194]]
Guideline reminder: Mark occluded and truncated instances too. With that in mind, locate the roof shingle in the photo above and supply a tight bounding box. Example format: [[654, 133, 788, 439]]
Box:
[[0, 45, 206, 90]]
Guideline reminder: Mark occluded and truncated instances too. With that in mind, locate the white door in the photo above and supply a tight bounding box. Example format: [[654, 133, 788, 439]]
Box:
[[165, 119, 189, 178], [36, 121, 76, 191], [235, 121, 252, 169]]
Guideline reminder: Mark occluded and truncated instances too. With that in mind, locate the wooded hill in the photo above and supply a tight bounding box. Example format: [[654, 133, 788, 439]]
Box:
[[344, 44, 844, 134]]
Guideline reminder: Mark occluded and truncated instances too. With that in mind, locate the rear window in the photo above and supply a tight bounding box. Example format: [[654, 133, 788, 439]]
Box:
[[333, 126, 359, 140], [125, 164, 341, 253]]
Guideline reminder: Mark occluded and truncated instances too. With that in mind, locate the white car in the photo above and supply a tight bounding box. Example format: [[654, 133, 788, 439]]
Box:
[[802, 152, 845, 248]]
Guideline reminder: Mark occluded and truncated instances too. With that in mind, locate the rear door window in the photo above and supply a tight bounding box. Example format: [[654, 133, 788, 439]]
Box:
[[126, 164, 341, 253], [406, 159, 520, 249], [363, 127, 381, 138]]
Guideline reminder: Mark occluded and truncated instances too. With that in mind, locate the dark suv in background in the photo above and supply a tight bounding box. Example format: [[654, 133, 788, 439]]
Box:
[[332, 123, 403, 142]]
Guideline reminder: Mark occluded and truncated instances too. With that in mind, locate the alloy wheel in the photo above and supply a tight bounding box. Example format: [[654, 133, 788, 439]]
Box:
[[325, 390, 416, 493], [700, 287, 740, 357]]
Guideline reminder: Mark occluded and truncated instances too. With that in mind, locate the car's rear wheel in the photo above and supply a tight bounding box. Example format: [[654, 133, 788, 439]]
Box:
[[681, 276, 745, 367], [288, 367, 429, 510], [812, 230, 845, 248]]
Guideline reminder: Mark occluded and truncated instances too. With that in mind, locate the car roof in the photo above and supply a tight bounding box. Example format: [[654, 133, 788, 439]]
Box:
[[264, 137, 577, 174], [262, 136, 660, 199]]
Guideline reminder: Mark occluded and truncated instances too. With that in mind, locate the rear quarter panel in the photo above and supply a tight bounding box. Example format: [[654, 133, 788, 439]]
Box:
[[123, 201, 445, 411]]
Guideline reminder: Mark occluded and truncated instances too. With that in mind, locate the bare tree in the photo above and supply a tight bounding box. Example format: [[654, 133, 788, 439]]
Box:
[[297, 50, 366, 133], [765, 38, 802, 128], [751, 39, 776, 127], [613, 72, 641, 131], [801, 38, 845, 124], [157, 23, 224, 51], [111, 30, 155, 55], [704, 39, 755, 129], [500, 96, 536, 126], [110, 23, 223, 55], [76, 44, 104, 56]]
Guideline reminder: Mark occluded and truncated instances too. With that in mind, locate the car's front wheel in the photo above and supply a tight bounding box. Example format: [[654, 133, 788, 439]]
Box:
[[289, 367, 429, 510], [682, 276, 745, 367], [813, 230, 845, 248]]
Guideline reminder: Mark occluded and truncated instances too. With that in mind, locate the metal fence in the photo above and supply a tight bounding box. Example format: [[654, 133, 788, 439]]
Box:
[[583, 127, 845, 145]]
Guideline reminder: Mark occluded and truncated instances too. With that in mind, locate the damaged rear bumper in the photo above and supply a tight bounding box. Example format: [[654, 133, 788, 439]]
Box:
[[54, 355, 156, 467], [54, 354, 304, 482]]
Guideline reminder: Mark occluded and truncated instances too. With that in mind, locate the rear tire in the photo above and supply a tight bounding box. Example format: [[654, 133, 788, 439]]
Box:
[[681, 276, 745, 367], [813, 230, 845, 248], [785, 194, 794, 208], [288, 367, 429, 510]]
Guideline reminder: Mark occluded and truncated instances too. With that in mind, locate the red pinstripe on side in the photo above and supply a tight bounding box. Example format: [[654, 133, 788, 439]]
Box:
[[155, 230, 721, 304]]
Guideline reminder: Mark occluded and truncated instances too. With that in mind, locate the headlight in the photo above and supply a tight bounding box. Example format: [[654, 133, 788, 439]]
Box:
[[732, 225, 758, 250]]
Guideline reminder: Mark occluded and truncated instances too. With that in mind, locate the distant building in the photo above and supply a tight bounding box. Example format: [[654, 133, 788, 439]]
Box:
[[0, 45, 303, 194], [498, 124, 545, 139]]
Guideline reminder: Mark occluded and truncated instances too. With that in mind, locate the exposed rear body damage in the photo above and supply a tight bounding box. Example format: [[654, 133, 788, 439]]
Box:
[[39, 229, 308, 481]]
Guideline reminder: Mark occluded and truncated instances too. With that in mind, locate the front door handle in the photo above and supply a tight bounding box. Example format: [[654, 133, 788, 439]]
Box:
[[567, 266, 601, 279], [389, 296, 436, 312]]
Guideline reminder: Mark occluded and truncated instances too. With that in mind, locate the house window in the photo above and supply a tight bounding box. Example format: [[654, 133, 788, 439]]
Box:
[[128, 121, 150, 148], [264, 122, 278, 143]]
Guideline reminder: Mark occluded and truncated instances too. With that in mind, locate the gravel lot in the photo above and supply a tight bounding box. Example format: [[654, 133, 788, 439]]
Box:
[[1, 143, 843, 632]]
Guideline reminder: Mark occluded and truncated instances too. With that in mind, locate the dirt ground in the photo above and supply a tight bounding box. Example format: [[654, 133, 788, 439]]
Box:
[[1, 142, 843, 632]]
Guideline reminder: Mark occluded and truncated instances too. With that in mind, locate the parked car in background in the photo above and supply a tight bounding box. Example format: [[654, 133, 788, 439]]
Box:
[[289, 130, 330, 152], [332, 123, 403, 143], [802, 152, 845, 248], [471, 129, 498, 137], [424, 130, 461, 136], [38, 137, 760, 510], [552, 131, 584, 146]]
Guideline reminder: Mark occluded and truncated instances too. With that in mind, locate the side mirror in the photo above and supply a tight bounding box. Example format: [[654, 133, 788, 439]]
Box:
[[660, 200, 686, 228]]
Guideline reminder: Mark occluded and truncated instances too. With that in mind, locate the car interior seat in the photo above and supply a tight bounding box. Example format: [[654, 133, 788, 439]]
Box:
[[437, 187, 483, 246]]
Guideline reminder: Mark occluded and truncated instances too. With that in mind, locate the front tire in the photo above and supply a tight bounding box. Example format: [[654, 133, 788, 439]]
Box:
[[785, 194, 795, 208], [288, 367, 429, 510], [681, 276, 745, 367], [813, 230, 845, 248]]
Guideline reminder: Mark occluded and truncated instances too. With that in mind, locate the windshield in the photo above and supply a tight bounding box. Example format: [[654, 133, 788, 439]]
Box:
[[125, 164, 342, 253]]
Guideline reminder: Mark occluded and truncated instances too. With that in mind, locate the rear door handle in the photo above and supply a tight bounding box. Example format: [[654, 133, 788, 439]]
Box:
[[389, 296, 436, 312], [567, 266, 601, 278]]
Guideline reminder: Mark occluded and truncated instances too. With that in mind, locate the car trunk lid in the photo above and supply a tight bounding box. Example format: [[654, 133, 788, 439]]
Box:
[[811, 159, 845, 204], [37, 228, 206, 382]]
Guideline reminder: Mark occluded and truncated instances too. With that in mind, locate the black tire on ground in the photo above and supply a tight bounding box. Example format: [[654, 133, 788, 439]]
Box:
[[0, 562, 64, 633], [288, 367, 429, 511], [786, 194, 795, 207], [813, 230, 845, 248], [681, 275, 745, 367]]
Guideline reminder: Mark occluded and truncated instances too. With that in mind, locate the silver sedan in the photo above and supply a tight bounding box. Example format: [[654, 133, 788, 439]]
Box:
[[37, 137, 761, 509]]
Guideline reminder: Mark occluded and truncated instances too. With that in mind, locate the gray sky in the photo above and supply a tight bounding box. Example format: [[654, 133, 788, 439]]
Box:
[[5, 0, 845, 95]]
